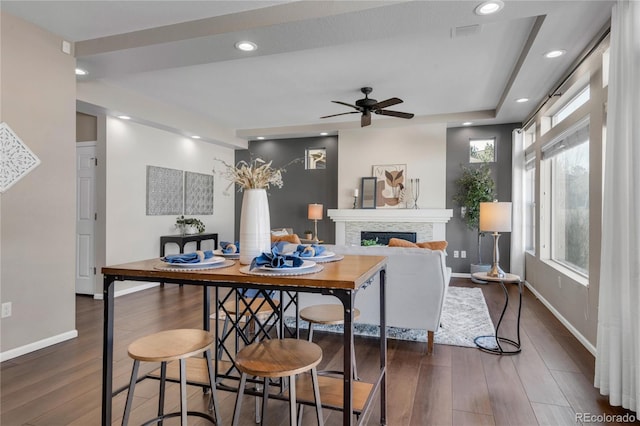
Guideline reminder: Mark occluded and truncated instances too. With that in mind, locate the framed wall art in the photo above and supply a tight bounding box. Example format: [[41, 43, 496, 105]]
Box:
[[372, 164, 406, 208]]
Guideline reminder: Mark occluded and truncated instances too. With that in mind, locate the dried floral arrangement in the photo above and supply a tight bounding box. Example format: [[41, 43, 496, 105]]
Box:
[[215, 157, 301, 193]]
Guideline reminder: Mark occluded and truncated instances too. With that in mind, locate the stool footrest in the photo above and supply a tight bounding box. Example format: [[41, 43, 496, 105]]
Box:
[[287, 374, 372, 413], [140, 410, 216, 426], [148, 357, 232, 387]]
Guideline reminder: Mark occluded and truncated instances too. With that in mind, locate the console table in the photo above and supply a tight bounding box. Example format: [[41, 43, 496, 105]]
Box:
[[471, 272, 522, 355], [160, 232, 218, 257]]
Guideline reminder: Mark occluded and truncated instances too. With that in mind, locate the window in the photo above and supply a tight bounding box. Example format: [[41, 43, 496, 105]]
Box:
[[524, 154, 536, 253], [542, 120, 590, 276], [524, 124, 536, 149], [469, 138, 496, 163], [551, 85, 590, 127]]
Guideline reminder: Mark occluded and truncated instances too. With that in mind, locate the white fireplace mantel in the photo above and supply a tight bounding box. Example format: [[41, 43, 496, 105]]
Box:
[[328, 208, 453, 245]]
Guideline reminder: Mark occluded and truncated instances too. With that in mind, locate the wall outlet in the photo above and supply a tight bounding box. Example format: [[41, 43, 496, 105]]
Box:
[[461, 250, 467, 258], [1, 302, 12, 318], [453, 250, 459, 258]]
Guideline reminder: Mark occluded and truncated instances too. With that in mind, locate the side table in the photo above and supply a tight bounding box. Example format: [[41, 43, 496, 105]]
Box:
[[160, 233, 219, 257], [159, 233, 218, 286], [471, 272, 522, 355]]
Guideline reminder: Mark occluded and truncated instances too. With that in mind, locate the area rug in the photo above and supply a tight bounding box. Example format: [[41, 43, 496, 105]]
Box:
[[284, 286, 496, 349]]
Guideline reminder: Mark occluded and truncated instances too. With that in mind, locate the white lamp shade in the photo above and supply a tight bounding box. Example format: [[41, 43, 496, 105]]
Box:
[[308, 203, 323, 220], [479, 201, 512, 232]]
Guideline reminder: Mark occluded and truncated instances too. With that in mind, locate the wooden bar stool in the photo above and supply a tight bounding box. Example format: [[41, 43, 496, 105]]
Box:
[[122, 329, 221, 425], [214, 296, 280, 360], [300, 304, 360, 380], [232, 339, 324, 426]]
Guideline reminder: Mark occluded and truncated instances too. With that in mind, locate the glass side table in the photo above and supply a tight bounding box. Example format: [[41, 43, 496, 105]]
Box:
[[471, 272, 522, 355]]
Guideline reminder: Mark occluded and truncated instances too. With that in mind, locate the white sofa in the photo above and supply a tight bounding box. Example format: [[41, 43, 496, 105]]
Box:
[[294, 244, 451, 354]]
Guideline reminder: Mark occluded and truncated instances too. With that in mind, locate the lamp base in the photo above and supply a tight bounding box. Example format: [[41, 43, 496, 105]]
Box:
[[486, 264, 506, 278]]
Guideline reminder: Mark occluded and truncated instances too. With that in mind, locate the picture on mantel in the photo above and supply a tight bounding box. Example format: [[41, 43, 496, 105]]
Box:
[[372, 164, 406, 208]]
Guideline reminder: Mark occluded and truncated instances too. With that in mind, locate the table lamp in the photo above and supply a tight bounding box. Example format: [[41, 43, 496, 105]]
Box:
[[479, 201, 512, 278], [308, 203, 323, 242]]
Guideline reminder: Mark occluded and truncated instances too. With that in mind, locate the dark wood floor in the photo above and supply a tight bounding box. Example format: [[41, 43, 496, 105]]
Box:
[[1, 278, 637, 425]]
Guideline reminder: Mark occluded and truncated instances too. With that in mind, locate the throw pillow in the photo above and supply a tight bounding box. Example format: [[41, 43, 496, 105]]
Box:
[[388, 238, 418, 248], [417, 240, 448, 251], [271, 234, 301, 244]]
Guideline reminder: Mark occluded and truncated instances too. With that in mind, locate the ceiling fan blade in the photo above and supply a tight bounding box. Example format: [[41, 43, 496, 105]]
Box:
[[361, 111, 371, 127], [373, 97, 403, 109], [320, 111, 359, 119], [331, 100, 360, 110], [376, 109, 415, 119]]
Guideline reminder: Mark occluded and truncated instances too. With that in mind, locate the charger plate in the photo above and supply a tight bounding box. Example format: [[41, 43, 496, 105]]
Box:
[[154, 259, 236, 271], [239, 264, 324, 276], [310, 254, 344, 263]]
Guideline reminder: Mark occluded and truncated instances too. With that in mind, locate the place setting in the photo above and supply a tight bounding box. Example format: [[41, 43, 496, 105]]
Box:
[[239, 243, 325, 276], [155, 249, 235, 271], [214, 241, 241, 259], [284, 243, 344, 263]]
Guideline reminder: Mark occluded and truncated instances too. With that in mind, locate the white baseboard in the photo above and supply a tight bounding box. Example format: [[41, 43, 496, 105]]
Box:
[[94, 282, 160, 300], [524, 281, 596, 356], [0, 330, 78, 362], [451, 272, 471, 278]]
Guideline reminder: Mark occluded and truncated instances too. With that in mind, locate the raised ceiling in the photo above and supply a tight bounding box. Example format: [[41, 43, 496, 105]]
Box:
[[2, 1, 613, 140]]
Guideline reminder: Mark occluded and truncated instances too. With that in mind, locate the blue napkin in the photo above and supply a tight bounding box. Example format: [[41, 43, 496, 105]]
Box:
[[293, 244, 326, 258], [164, 250, 214, 264], [250, 245, 304, 270], [220, 241, 240, 254], [270, 241, 289, 253]]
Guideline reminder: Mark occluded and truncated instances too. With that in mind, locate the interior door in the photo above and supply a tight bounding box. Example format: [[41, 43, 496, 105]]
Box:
[[76, 143, 96, 294]]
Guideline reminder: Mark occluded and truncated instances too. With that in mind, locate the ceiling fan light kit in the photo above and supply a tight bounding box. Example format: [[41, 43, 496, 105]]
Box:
[[321, 87, 415, 127]]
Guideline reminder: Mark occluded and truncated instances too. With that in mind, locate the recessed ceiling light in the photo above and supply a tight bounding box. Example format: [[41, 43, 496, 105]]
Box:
[[75, 68, 88, 76], [544, 49, 566, 59], [235, 41, 257, 52], [475, 1, 504, 15], [320, 132, 328, 136], [516, 98, 529, 103], [117, 115, 131, 120], [257, 136, 265, 140], [463, 122, 473, 126], [191, 135, 201, 139]]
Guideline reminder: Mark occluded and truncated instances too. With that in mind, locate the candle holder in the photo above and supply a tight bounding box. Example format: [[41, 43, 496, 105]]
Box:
[[410, 178, 420, 209]]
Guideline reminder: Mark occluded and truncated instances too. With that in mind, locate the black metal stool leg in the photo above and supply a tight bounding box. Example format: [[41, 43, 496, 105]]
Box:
[[204, 349, 221, 424], [122, 360, 140, 426], [158, 362, 166, 426]]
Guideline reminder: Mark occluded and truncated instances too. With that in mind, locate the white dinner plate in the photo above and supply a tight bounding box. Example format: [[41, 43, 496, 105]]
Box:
[[214, 249, 240, 259], [161, 255, 226, 267], [259, 260, 316, 271]]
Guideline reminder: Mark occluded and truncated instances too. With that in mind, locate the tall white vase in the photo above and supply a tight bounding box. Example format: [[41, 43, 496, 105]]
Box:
[[239, 189, 271, 265]]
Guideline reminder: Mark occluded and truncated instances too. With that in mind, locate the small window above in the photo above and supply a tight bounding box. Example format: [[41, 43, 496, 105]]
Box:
[[551, 85, 590, 127], [469, 138, 496, 163]]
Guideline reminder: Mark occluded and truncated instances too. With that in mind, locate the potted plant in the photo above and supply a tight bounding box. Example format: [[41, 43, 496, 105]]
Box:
[[304, 230, 314, 240], [175, 215, 205, 235], [453, 164, 495, 282]]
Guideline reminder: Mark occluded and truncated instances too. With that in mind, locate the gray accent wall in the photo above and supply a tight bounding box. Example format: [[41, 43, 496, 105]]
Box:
[[445, 123, 519, 274], [235, 136, 338, 243]]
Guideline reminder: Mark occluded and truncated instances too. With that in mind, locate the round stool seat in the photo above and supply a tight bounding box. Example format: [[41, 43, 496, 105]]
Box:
[[300, 304, 360, 325], [127, 329, 213, 362], [236, 339, 322, 378], [220, 298, 279, 316]]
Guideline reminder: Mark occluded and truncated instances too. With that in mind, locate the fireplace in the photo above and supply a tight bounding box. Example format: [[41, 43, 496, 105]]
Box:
[[361, 231, 416, 246]]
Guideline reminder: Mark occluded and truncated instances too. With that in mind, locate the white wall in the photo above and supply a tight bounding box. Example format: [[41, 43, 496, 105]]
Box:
[[105, 118, 236, 291], [337, 124, 447, 209], [0, 12, 77, 358]]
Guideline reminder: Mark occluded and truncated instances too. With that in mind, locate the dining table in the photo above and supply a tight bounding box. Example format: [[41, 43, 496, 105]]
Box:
[[101, 254, 388, 425]]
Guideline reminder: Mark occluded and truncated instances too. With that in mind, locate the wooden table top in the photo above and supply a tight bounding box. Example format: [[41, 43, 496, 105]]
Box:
[[102, 254, 387, 291]]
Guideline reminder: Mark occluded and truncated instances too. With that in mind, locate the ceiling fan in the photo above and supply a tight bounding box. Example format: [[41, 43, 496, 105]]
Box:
[[321, 87, 415, 127]]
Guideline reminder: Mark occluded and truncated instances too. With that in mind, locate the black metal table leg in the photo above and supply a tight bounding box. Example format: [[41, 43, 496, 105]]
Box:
[[472, 272, 522, 355], [101, 276, 115, 426]]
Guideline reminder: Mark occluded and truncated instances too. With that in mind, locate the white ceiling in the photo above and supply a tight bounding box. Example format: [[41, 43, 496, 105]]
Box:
[[2, 0, 613, 140]]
